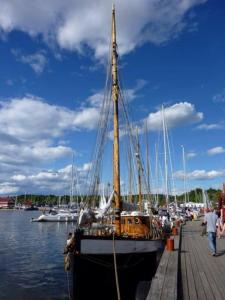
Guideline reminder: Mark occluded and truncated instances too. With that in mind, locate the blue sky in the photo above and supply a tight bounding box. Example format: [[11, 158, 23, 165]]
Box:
[[0, 0, 225, 196]]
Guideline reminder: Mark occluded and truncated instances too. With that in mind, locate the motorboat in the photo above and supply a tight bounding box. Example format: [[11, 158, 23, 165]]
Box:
[[31, 210, 78, 222]]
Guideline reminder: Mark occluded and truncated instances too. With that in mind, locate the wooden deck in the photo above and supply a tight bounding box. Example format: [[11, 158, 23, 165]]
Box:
[[147, 220, 225, 300], [147, 235, 180, 300], [179, 220, 225, 300]]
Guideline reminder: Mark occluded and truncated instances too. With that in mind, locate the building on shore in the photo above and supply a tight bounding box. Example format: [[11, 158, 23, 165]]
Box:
[[0, 197, 15, 209]]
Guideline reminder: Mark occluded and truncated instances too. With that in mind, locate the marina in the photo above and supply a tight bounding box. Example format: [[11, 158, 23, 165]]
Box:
[[0, 1, 225, 300], [1, 210, 225, 300]]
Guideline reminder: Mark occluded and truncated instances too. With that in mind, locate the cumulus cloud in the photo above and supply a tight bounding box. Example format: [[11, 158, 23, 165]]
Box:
[[0, 79, 147, 176], [108, 101, 203, 140], [207, 146, 225, 156], [0, 91, 108, 194], [7, 162, 91, 195], [0, 0, 207, 59], [0, 94, 100, 181], [0, 96, 75, 141], [73, 107, 100, 130], [145, 102, 203, 131], [174, 169, 225, 180], [196, 123, 225, 130]]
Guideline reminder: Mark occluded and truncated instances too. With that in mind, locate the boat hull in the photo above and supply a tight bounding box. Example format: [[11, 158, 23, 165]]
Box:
[[71, 232, 163, 300], [31, 214, 78, 222]]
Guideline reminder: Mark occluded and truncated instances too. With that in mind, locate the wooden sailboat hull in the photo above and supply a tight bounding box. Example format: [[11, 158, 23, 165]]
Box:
[[71, 231, 164, 300]]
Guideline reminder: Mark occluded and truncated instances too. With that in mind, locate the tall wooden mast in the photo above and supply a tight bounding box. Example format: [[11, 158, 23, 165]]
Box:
[[112, 5, 121, 235]]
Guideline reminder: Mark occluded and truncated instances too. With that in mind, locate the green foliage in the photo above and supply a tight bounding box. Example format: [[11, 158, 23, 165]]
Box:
[[16, 194, 82, 206], [14, 187, 222, 208]]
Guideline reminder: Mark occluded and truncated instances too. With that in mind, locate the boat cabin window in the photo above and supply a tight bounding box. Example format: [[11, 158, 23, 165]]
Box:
[[127, 218, 132, 224]]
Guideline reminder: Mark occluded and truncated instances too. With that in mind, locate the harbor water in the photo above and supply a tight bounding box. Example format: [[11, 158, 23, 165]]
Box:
[[0, 210, 75, 300]]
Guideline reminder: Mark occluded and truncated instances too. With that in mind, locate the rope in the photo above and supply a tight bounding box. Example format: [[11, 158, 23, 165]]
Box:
[[66, 271, 72, 300], [112, 233, 121, 300]]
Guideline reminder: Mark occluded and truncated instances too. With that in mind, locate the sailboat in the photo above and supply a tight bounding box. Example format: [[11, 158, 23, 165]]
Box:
[[65, 6, 164, 300]]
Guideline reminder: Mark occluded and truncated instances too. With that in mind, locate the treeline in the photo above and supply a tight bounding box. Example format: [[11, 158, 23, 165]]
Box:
[[15, 187, 222, 207]]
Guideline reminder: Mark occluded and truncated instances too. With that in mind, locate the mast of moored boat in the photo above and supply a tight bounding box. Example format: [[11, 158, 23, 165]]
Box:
[[112, 5, 121, 235], [136, 128, 142, 211], [162, 105, 169, 209]]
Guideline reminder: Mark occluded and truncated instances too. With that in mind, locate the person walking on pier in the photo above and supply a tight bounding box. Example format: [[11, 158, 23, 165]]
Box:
[[203, 208, 218, 256]]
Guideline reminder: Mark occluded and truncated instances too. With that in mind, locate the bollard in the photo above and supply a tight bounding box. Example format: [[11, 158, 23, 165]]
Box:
[[172, 227, 178, 236], [166, 238, 174, 251]]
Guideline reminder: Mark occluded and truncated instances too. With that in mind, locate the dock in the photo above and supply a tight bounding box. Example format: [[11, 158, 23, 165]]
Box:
[[147, 220, 225, 300]]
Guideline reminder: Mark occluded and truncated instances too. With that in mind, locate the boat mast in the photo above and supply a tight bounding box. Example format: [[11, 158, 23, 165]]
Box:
[[162, 105, 169, 209], [181, 145, 187, 205], [136, 128, 142, 211], [145, 120, 151, 194], [155, 143, 159, 207], [128, 143, 133, 204], [70, 151, 75, 207], [112, 5, 121, 235]]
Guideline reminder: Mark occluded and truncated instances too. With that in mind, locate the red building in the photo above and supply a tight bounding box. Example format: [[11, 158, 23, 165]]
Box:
[[0, 197, 15, 209]]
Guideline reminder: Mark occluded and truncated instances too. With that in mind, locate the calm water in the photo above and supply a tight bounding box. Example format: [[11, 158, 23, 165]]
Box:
[[0, 210, 75, 300]]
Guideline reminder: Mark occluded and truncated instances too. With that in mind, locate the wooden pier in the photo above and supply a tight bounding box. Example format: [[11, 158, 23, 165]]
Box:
[[147, 220, 225, 300]]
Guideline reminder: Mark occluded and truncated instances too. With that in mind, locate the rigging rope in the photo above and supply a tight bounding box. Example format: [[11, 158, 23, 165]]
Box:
[[66, 271, 72, 300], [113, 233, 121, 300]]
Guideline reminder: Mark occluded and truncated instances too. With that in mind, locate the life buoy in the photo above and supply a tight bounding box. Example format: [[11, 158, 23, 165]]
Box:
[[135, 218, 140, 224]]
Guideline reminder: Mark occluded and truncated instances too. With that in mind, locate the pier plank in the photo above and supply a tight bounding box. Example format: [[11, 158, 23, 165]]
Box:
[[147, 219, 225, 300], [179, 220, 225, 300], [160, 250, 177, 300], [186, 235, 206, 300], [146, 250, 170, 299], [192, 235, 224, 300], [147, 235, 179, 300], [179, 234, 189, 300]]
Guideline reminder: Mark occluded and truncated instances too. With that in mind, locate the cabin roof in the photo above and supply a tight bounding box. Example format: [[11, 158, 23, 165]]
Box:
[[121, 211, 148, 217]]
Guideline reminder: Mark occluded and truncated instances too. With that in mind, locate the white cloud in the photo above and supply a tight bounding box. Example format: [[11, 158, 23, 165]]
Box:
[[20, 52, 47, 74], [108, 101, 203, 140], [207, 146, 225, 156], [0, 0, 207, 59], [196, 123, 225, 130], [12, 49, 48, 74], [6, 162, 91, 195], [174, 169, 225, 180], [77, 163, 92, 172], [186, 151, 197, 159], [124, 79, 147, 102], [0, 93, 103, 194], [0, 96, 75, 141], [0, 95, 100, 173], [213, 89, 225, 103], [145, 102, 203, 131], [0, 183, 19, 195], [11, 175, 26, 181], [73, 107, 100, 130]]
